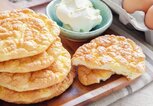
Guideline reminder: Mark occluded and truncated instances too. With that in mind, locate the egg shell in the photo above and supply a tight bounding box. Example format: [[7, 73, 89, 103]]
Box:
[[145, 5, 153, 30]]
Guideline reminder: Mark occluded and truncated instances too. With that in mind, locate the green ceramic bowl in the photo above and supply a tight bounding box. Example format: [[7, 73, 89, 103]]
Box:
[[46, 0, 113, 41]]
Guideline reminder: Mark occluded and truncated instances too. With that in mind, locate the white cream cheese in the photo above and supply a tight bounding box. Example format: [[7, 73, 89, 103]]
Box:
[[56, 0, 102, 32]]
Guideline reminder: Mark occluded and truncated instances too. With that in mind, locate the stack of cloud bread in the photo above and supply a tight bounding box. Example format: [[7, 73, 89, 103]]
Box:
[[0, 9, 74, 104], [72, 35, 145, 86]]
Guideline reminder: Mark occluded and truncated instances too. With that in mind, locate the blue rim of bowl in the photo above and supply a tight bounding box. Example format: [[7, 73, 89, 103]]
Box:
[[46, 0, 113, 37]]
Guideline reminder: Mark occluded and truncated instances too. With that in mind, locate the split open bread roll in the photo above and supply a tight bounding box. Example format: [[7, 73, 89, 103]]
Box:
[[0, 9, 60, 62], [0, 40, 71, 92], [0, 70, 75, 104], [72, 35, 145, 85]]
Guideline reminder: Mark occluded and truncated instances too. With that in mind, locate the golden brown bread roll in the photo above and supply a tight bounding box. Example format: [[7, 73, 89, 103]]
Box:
[[0, 70, 75, 104], [0, 43, 55, 73], [0, 9, 60, 62], [72, 35, 145, 85]]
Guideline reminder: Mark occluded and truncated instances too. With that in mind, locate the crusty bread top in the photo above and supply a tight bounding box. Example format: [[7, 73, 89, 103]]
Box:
[[0, 9, 60, 62], [72, 35, 145, 79]]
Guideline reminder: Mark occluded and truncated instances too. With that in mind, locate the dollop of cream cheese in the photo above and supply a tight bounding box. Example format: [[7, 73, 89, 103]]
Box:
[[56, 0, 102, 32]]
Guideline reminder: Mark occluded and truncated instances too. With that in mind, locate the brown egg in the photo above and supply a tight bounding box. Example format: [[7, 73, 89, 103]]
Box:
[[145, 5, 153, 29], [123, 0, 153, 13]]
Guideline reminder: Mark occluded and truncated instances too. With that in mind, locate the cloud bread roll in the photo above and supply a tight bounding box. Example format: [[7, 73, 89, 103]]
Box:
[[0, 40, 71, 92], [0, 70, 75, 104], [0, 42, 55, 73], [0, 38, 63, 73], [72, 35, 145, 85], [78, 66, 113, 85], [0, 9, 60, 62]]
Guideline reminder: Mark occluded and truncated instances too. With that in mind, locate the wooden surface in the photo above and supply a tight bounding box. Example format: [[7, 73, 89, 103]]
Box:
[[0, 2, 137, 106]]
